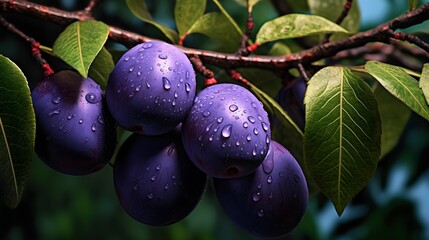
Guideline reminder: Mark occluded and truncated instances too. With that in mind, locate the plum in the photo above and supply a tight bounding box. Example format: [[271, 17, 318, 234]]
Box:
[[113, 128, 207, 226], [106, 40, 196, 135], [213, 140, 308, 238], [182, 83, 271, 178], [31, 70, 116, 175]]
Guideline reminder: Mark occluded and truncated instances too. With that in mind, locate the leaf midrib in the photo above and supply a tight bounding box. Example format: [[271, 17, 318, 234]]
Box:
[[338, 70, 344, 205], [0, 115, 18, 200], [76, 23, 84, 72]]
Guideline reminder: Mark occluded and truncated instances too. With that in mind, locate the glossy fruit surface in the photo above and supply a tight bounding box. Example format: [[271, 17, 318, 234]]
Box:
[[32, 70, 116, 175], [213, 140, 308, 238], [182, 83, 271, 178], [113, 129, 207, 226], [106, 40, 196, 135]]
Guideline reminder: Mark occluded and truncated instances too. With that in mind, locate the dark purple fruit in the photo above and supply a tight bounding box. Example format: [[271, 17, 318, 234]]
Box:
[[275, 78, 306, 130], [113, 129, 207, 226], [213, 140, 308, 238], [106, 40, 196, 135], [182, 83, 271, 179], [31, 70, 116, 175]]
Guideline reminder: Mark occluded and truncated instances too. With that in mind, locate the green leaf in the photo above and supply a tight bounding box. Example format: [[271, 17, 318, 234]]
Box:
[[88, 47, 114, 89], [408, 0, 419, 10], [419, 63, 429, 105], [304, 67, 381, 215], [268, 42, 292, 56], [308, 0, 360, 40], [366, 61, 429, 121], [188, 13, 241, 51], [0, 55, 35, 209], [175, 0, 206, 37], [248, 83, 304, 166], [53, 20, 109, 78], [212, 0, 244, 36], [374, 84, 411, 159], [126, 0, 178, 43], [256, 14, 348, 44]]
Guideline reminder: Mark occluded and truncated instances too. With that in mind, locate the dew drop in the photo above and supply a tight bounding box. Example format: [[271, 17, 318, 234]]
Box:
[[146, 81, 151, 88], [248, 116, 255, 123], [208, 135, 214, 142], [257, 115, 263, 121], [129, 66, 134, 72], [84, 138, 89, 142], [246, 134, 252, 141], [243, 122, 249, 128], [85, 93, 98, 104], [229, 104, 238, 112], [185, 83, 191, 93], [162, 77, 171, 90], [269, 192, 273, 199], [135, 85, 141, 92], [202, 111, 211, 117], [205, 122, 214, 132], [174, 91, 178, 98], [251, 191, 262, 202], [137, 71, 141, 76], [147, 193, 154, 199], [235, 140, 240, 146], [251, 102, 257, 108], [164, 184, 169, 190], [91, 123, 96, 132], [253, 128, 259, 135], [150, 175, 156, 181], [48, 108, 61, 116], [262, 155, 274, 174], [158, 53, 168, 59], [155, 96, 160, 104], [252, 147, 257, 156], [124, 56, 130, 61], [265, 136, 270, 144], [217, 117, 223, 123], [133, 184, 138, 191], [171, 174, 176, 180], [155, 165, 161, 171], [221, 124, 233, 138], [172, 99, 176, 106], [186, 71, 190, 79], [294, 174, 300, 183], [257, 209, 264, 217], [262, 122, 269, 131], [78, 119, 83, 124], [267, 175, 273, 184], [142, 42, 152, 49], [51, 96, 61, 104]]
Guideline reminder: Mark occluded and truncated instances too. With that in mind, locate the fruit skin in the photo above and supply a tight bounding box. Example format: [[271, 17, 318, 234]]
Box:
[[182, 83, 271, 179], [213, 140, 308, 238], [275, 78, 306, 130], [106, 40, 196, 136], [113, 128, 207, 226], [31, 70, 117, 175]]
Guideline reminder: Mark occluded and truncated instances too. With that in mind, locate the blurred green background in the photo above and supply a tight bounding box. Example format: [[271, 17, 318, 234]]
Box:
[[1, 0, 429, 239]]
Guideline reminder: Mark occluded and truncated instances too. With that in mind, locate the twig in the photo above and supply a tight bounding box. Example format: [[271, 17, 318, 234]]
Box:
[[0, 15, 54, 76], [323, 0, 353, 43], [189, 55, 217, 86], [1, 0, 429, 72], [389, 30, 429, 53]]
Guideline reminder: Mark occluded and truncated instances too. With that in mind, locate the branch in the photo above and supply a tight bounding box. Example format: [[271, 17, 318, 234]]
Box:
[[1, 0, 429, 72]]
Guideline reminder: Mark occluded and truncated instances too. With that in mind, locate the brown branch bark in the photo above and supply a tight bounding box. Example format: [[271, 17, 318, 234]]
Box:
[[1, 0, 429, 71]]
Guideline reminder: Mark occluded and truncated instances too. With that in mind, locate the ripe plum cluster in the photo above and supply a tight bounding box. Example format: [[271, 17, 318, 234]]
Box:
[[31, 40, 308, 238]]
